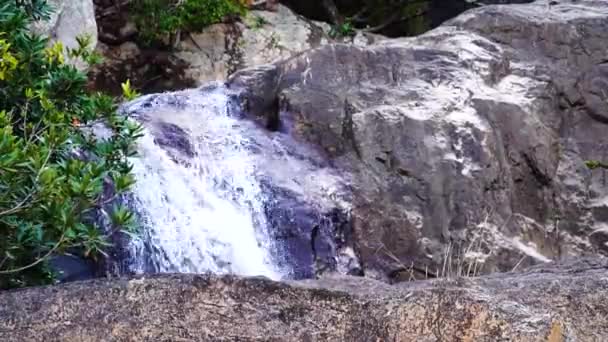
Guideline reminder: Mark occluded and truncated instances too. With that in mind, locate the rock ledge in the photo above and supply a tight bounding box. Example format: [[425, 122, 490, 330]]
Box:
[[1, 259, 607, 341]]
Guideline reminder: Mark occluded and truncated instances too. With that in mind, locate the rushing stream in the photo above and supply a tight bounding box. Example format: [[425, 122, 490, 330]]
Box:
[[117, 84, 354, 280]]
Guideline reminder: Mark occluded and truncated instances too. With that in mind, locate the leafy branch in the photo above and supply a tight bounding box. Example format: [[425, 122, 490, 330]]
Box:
[[0, 1, 142, 289]]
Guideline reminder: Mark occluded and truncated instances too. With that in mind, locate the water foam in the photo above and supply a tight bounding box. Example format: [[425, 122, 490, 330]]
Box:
[[125, 86, 281, 279]]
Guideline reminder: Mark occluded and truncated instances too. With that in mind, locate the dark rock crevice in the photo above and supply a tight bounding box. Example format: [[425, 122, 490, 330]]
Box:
[[280, 0, 534, 38]]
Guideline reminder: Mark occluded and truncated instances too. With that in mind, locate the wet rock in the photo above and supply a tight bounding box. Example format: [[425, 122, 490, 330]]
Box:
[[261, 181, 356, 278], [115, 85, 357, 279], [151, 122, 195, 158]]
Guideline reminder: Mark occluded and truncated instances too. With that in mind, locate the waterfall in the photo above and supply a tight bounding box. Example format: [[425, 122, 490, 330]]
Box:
[[117, 83, 355, 280], [124, 85, 281, 279]]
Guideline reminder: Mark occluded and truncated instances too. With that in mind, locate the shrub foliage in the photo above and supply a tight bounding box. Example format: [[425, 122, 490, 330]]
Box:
[[0, 1, 141, 289], [130, 0, 248, 45]]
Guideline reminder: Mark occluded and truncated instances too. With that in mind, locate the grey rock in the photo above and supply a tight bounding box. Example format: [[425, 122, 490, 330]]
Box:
[[175, 4, 332, 85], [228, 0, 608, 280], [1, 258, 607, 341], [260, 181, 357, 278]]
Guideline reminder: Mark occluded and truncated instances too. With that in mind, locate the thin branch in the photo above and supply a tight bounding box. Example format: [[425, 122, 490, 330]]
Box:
[[21, 101, 29, 142], [0, 255, 8, 270]]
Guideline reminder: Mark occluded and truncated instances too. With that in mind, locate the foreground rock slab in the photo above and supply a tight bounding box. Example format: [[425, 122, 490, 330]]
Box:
[[1, 259, 607, 341]]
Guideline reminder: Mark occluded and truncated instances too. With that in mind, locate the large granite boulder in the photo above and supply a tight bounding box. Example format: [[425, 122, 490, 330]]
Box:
[[228, 0, 608, 281], [1, 258, 607, 341], [174, 4, 331, 85]]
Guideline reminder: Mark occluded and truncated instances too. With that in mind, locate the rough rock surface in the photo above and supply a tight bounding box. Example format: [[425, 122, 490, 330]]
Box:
[[1, 258, 607, 341], [31, 0, 98, 69], [229, 0, 608, 281], [175, 5, 331, 85]]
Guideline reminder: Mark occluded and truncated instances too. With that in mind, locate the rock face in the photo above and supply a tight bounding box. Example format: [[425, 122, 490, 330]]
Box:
[[1, 259, 607, 341], [175, 5, 331, 85], [229, 0, 608, 281], [31, 0, 98, 68]]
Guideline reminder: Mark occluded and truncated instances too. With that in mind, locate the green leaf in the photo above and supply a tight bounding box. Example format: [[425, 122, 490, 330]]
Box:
[[112, 173, 136, 193], [64, 227, 76, 240], [120, 79, 140, 101]]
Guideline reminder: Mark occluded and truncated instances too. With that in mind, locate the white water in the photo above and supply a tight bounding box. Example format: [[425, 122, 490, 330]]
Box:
[[125, 87, 281, 279]]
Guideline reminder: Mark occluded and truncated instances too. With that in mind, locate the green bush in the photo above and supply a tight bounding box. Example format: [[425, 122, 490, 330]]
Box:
[[0, 1, 142, 289], [329, 20, 356, 38], [130, 0, 247, 45]]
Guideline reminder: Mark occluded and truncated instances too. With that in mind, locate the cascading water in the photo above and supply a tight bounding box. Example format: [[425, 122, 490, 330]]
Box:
[[117, 83, 356, 280], [124, 85, 280, 279]]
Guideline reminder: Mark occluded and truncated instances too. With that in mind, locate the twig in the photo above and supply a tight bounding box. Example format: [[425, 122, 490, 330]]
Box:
[[322, 0, 342, 25], [511, 256, 526, 272], [349, 6, 370, 23], [0, 255, 8, 270]]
